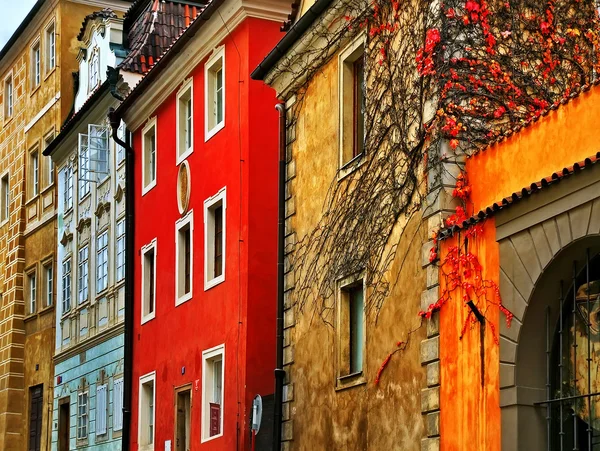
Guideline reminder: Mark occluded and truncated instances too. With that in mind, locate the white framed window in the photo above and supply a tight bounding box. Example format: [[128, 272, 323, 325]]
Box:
[[204, 187, 226, 290], [202, 344, 224, 442], [116, 218, 125, 282], [113, 377, 124, 432], [138, 372, 156, 449], [79, 133, 90, 198], [339, 34, 366, 170], [89, 49, 100, 91], [30, 148, 39, 197], [96, 231, 108, 293], [63, 166, 73, 211], [27, 270, 37, 315], [204, 47, 225, 141], [62, 258, 72, 314], [77, 391, 88, 440], [175, 211, 193, 305], [45, 22, 55, 72], [1, 172, 9, 223], [78, 246, 89, 304], [141, 239, 157, 324], [4, 73, 13, 119], [44, 262, 53, 307], [44, 131, 55, 186], [31, 40, 41, 88], [142, 118, 157, 194], [177, 78, 194, 163], [96, 384, 107, 436], [116, 122, 126, 166]]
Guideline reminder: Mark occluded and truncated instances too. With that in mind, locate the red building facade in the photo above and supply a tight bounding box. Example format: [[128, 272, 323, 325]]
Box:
[[114, 0, 289, 449]]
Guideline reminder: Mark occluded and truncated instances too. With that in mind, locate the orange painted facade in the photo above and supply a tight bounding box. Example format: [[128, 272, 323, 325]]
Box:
[[438, 85, 600, 451]]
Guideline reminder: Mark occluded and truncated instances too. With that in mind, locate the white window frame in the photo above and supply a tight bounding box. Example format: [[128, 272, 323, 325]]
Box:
[[30, 148, 39, 198], [96, 383, 107, 436], [44, 131, 55, 187], [175, 210, 194, 305], [142, 118, 157, 195], [45, 21, 56, 73], [96, 230, 109, 293], [63, 165, 73, 211], [204, 187, 226, 290], [338, 34, 367, 176], [201, 344, 225, 442], [77, 390, 89, 440], [113, 377, 124, 432], [1, 171, 9, 224], [141, 239, 157, 324], [138, 371, 156, 450], [44, 261, 53, 307], [78, 245, 89, 304], [176, 78, 194, 164], [27, 269, 37, 315], [62, 258, 72, 314], [116, 122, 126, 166], [116, 218, 126, 282], [89, 48, 100, 91], [31, 38, 41, 89], [4, 72, 13, 119], [204, 47, 225, 141]]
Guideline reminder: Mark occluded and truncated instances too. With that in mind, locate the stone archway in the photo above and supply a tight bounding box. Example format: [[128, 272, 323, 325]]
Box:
[[496, 165, 600, 451]]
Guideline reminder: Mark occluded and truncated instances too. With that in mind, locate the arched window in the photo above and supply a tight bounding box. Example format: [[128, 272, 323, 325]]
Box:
[[546, 249, 600, 450], [89, 49, 99, 91]]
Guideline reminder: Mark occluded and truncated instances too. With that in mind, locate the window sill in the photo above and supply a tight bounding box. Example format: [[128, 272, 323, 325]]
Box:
[[64, 206, 73, 217], [141, 179, 156, 197], [0, 218, 8, 228], [24, 312, 38, 322], [338, 152, 365, 181], [335, 372, 366, 391], [44, 67, 56, 81], [141, 312, 156, 325], [205, 121, 224, 142], [61, 308, 72, 319], [39, 304, 54, 316], [201, 432, 223, 444], [176, 292, 193, 306], [30, 84, 41, 97], [79, 191, 91, 203], [3, 115, 13, 127], [205, 274, 225, 291], [25, 194, 40, 206], [41, 182, 54, 195], [176, 147, 194, 165]]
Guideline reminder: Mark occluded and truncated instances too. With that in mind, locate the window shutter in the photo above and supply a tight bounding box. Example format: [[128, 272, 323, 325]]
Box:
[[96, 384, 107, 435], [113, 378, 123, 431]]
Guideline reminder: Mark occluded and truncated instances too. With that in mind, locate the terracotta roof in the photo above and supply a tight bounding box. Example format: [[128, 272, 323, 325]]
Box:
[[438, 151, 600, 239], [77, 9, 118, 41], [120, 0, 207, 74]]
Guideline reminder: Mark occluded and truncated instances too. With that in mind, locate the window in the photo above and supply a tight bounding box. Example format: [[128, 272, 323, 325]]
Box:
[[202, 345, 224, 441], [62, 258, 71, 314], [45, 22, 55, 72], [79, 124, 109, 191], [177, 79, 194, 163], [79, 133, 90, 198], [141, 240, 157, 324], [4, 74, 13, 118], [204, 48, 225, 140], [339, 36, 366, 168], [96, 231, 108, 293], [96, 384, 107, 436], [113, 378, 124, 432], [78, 246, 89, 304], [28, 385, 43, 451], [1, 173, 9, 223], [142, 119, 157, 194], [27, 271, 37, 315], [138, 372, 155, 449], [336, 276, 366, 386], [89, 50, 99, 90], [30, 149, 39, 197], [44, 262, 53, 307], [77, 391, 88, 440], [63, 166, 73, 211], [204, 188, 226, 290], [116, 122, 126, 166], [31, 41, 41, 88], [116, 219, 125, 282], [175, 387, 191, 451], [44, 132, 55, 186], [176, 212, 193, 304]]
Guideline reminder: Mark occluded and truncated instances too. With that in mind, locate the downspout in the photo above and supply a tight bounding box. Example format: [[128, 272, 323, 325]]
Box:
[[273, 103, 286, 451], [108, 104, 133, 451]]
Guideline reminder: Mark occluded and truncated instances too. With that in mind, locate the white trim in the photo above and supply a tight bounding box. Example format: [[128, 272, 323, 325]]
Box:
[[3, 70, 14, 120], [204, 187, 226, 290], [44, 19, 56, 74], [204, 47, 226, 142], [141, 117, 157, 196], [175, 210, 194, 306], [138, 371, 156, 451], [201, 344, 225, 443], [176, 77, 194, 164], [140, 239, 157, 324], [30, 36, 41, 89]]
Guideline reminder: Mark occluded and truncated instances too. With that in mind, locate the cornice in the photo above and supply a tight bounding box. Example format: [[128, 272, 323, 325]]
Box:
[[54, 321, 124, 364], [122, 0, 291, 130]]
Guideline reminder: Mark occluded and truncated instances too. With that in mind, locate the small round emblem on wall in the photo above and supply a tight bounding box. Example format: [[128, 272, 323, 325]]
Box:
[[177, 161, 191, 215]]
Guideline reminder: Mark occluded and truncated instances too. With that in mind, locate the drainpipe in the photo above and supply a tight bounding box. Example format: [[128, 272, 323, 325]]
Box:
[[108, 106, 133, 451], [273, 103, 286, 451]]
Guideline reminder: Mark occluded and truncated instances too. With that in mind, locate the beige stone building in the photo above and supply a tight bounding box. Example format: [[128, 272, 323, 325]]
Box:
[[0, 1, 130, 449]]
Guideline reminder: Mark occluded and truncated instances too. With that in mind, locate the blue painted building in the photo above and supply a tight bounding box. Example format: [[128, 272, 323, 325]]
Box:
[[43, 7, 142, 450]]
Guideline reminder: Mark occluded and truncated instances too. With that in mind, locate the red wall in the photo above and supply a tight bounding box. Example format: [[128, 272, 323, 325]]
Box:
[[130, 17, 282, 450]]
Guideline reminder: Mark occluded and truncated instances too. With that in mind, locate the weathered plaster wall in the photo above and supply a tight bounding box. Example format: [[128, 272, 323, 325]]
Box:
[[282, 50, 426, 451]]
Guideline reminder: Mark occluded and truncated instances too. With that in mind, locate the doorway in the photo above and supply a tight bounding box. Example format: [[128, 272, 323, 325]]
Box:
[[58, 398, 70, 451], [175, 386, 191, 451]]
